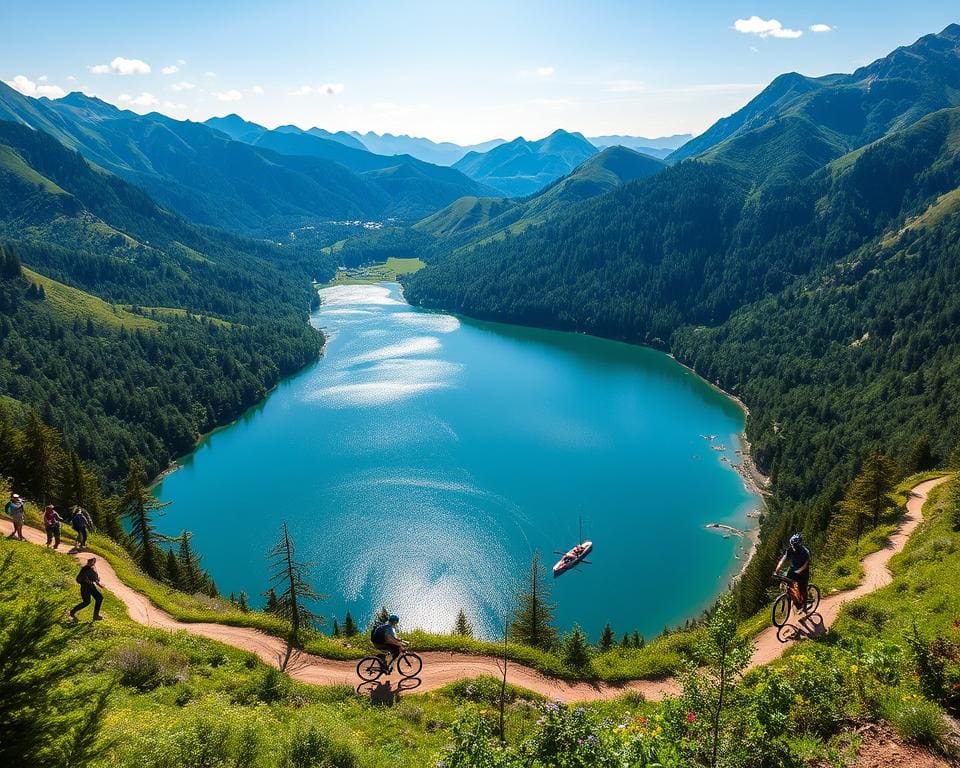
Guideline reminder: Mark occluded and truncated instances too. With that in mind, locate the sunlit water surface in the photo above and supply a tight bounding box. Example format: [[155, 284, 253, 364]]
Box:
[[156, 283, 759, 640]]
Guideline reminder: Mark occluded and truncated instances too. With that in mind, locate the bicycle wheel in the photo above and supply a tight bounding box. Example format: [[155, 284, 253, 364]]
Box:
[[396, 652, 422, 678], [804, 585, 821, 614], [356, 656, 384, 682], [772, 593, 791, 628]]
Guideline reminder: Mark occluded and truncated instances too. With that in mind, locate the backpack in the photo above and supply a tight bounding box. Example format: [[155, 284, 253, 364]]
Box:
[[370, 623, 388, 644]]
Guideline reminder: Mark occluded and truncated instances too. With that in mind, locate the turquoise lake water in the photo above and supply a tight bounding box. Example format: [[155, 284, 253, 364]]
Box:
[[154, 283, 759, 640]]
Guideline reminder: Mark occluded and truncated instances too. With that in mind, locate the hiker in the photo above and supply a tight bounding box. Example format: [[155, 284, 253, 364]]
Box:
[[70, 506, 94, 550], [70, 557, 104, 622], [43, 504, 64, 549], [5, 492, 25, 540]]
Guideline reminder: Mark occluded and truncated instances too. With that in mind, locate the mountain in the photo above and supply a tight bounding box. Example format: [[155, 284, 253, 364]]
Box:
[[670, 23, 960, 168], [305, 126, 367, 150], [0, 118, 330, 482], [204, 113, 268, 143], [587, 133, 692, 158], [452, 130, 599, 197], [0, 86, 488, 238], [416, 146, 666, 243], [350, 131, 505, 166]]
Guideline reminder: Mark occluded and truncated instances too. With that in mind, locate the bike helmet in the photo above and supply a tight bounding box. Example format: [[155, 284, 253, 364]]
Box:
[[789, 533, 803, 548], [388, 614, 400, 623]]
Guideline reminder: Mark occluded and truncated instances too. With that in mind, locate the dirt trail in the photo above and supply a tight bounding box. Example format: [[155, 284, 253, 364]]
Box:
[[4, 477, 947, 703]]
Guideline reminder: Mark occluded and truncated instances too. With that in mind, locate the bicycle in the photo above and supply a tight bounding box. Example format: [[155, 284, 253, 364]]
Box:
[[771, 573, 821, 628], [356, 645, 423, 682]]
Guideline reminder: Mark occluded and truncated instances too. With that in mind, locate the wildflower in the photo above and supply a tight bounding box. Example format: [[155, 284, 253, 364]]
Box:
[[849, 664, 859, 674], [686, 711, 696, 723]]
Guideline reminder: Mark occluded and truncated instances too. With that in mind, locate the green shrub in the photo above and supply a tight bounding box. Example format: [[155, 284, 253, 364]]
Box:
[[883, 694, 948, 748], [105, 639, 189, 691], [280, 723, 357, 768]]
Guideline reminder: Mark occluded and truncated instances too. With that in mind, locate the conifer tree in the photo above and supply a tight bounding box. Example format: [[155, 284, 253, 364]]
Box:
[[21, 410, 59, 506], [633, 631, 642, 648], [373, 606, 390, 626], [165, 549, 182, 587], [263, 588, 279, 614], [905, 435, 934, 474], [598, 622, 615, 652], [176, 531, 204, 593], [237, 591, 249, 613], [562, 624, 592, 672], [343, 610, 357, 637], [622, 632, 631, 648], [268, 522, 325, 670], [331, 617, 340, 637], [119, 458, 170, 579], [454, 608, 474, 637], [508, 551, 556, 650]]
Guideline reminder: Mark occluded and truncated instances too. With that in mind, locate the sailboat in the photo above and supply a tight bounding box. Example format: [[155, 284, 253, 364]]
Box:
[[552, 518, 593, 577]]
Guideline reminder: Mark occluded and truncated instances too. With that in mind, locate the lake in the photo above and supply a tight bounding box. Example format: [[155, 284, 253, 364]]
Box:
[[154, 282, 759, 641]]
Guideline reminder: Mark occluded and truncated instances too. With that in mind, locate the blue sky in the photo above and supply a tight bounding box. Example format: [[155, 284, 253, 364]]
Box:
[[2, 1, 957, 143]]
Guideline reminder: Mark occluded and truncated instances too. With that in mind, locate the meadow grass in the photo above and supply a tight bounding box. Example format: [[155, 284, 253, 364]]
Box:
[[323, 257, 426, 286]]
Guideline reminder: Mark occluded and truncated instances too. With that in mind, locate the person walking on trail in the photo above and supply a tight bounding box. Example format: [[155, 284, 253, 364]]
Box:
[[371, 614, 408, 673], [774, 533, 811, 606], [5, 492, 25, 540], [70, 506, 94, 550], [70, 557, 104, 622], [43, 504, 64, 549]]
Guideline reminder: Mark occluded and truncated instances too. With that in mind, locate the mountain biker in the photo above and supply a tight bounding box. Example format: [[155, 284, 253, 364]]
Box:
[[371, 614, 408, 673], [774, 533, 811, 607]]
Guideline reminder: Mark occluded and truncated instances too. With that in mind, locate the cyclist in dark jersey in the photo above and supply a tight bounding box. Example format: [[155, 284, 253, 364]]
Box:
[[371, 614, 407, 673], [775, 533, 811, 606]]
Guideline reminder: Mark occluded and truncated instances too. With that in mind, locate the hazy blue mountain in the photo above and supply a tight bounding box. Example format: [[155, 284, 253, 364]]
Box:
[[271, 123, 367, 150], [0, 84, 489, 234], [350, 131, 505, 165], [588, 134, 692, 158], [415, 146, 666, 247], [452, 129, 599, 197], [205, 113, 268, 143], [671, 23, 960, 166]]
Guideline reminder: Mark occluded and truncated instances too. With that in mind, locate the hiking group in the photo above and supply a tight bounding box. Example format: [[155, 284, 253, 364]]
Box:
[[5, 490, 104, 621]]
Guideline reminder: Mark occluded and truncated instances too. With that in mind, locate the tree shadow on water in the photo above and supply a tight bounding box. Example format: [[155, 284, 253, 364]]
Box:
[[776, 612, 826, 644], [356, 676, 422, 705]]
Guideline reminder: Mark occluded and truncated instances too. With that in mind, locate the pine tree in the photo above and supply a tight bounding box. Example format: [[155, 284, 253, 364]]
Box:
[[165, 548, 182, 586], [637, 634, 645, 649], [598, 623, 615, 652], [905, 435, 934, 474], [508, 551, 556, 651], [20, 411, 59, 506], [237, 591, 249, 613], [454, 608, 474, 637], [562, 624, 592, 672], [268, 522, 325, 670], [331, 618, 341, 637], [119, 458, 170, 579], [622, 632, 631, 648], [826, 449, 899, 553], [373, 606, 390, 627], [343, 610, 357, 637], [176, 531, 204, 593], [263, 588, 279, 614], [633, 631, 642, 648]]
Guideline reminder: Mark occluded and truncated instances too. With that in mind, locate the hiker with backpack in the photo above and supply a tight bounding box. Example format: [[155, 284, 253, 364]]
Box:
[[70, 506, 94, 550], [69, 557, 104, 622], [5, 492, 25, 540], [43, 504, 64, 549], [370, 614, 408, 673]]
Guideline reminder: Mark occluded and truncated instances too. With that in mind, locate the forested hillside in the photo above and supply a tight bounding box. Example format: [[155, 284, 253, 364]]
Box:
[[0, 119, 329, 485], [405, 25, 960, 616]]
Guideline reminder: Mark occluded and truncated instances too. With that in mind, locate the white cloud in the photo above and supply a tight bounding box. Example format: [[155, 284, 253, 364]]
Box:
[[38, 74, 48, 82], [213, 89, 243, 102], [176, 58, 186, 66], [66, 75, 77, 81], [250, 85, 265, 95], [733, 16, 802, 39], [162, 100, 187, 110], [535, 66, 555, 77], [90, 56, 152, 75], [169, 81, 196, 92], [204, 71, 217, 78], [119, 91, 159, 108], [161, 65, 179, 75], [4, 74, 66, 98], [288, 83, 344, 96], [605, 79, 645, 93], [810, 23, 833, 33]]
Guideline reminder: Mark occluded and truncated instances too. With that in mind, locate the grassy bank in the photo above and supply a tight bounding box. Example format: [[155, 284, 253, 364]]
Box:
[[322, 257, 426, 286]]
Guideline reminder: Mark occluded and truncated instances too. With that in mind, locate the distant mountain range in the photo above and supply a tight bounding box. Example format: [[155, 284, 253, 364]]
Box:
[[452, 129, 601, 197], [0, 87, 492, 237]]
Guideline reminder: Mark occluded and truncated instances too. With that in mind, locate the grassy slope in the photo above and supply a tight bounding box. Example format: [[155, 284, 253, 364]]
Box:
[[22, 267, 160, 331]]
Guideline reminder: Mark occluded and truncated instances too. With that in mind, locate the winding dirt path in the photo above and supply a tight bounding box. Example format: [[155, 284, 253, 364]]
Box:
[[3, 476, 947, 703]]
